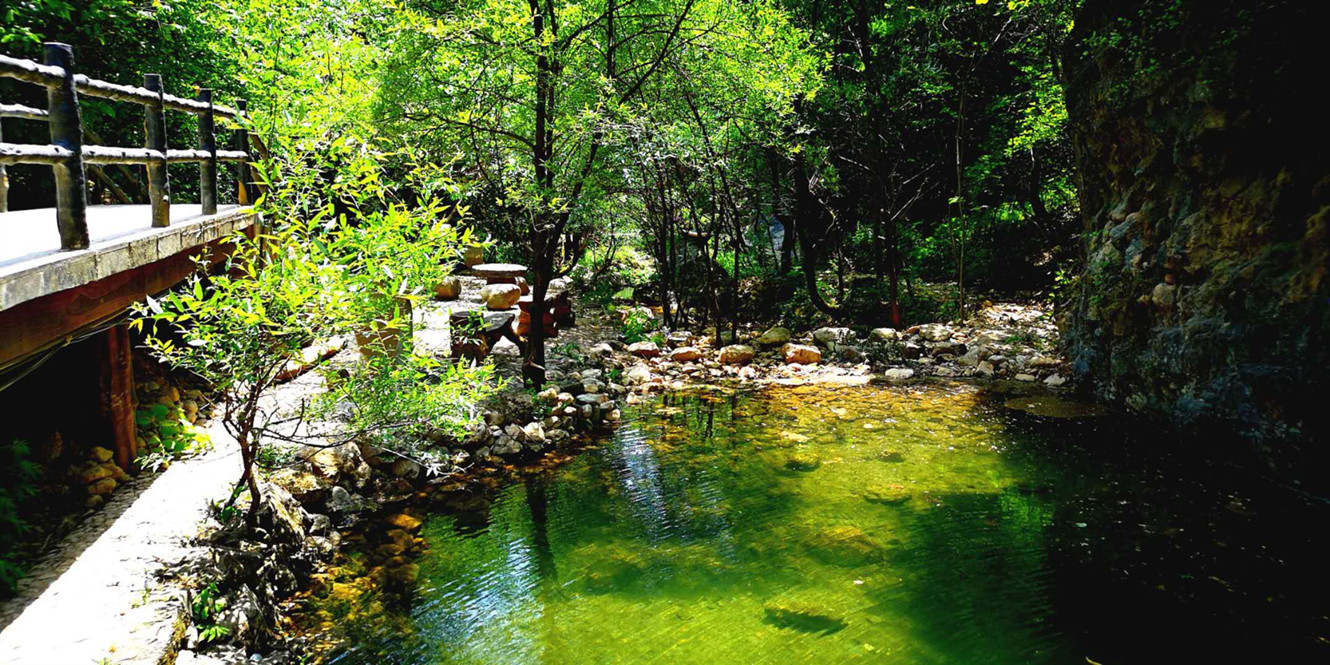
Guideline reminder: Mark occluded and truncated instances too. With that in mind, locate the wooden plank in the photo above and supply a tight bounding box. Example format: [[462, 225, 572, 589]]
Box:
[[97, 324, 136, 469]]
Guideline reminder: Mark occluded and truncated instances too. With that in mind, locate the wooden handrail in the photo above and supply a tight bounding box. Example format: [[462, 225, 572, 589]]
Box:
[[0, 54, 240, 118], [0, 43, 252, 242]]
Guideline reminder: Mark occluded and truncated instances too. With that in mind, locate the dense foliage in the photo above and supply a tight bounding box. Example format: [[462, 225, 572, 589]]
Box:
[[4, 0, 1082, 311], [4, 0, 1084, 379]]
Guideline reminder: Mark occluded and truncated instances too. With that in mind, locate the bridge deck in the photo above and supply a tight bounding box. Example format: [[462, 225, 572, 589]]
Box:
[[0, 204, 257, 312]]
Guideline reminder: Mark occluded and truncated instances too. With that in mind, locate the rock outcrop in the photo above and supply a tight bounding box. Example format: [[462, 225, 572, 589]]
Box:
[[1062, 0, 1326, 450]]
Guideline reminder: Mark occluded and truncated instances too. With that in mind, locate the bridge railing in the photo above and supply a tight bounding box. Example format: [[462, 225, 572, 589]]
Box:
[[0, 42, 253, 250]]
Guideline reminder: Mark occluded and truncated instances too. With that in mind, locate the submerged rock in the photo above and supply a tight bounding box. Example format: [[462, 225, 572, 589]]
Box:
[[806, 525, 886, 566], [784, 450, 821, 471], [1004, 396, 1111, 419], [763, 602, 848, 635], [862, 483, 910, 504]]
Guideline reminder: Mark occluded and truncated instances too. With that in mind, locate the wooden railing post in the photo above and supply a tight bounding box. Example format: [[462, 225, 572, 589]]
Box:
[[197, 88, 216, 215], [143, 73, 170, 227], [45, 42, 89, 249], [235, 99, 253, 205]]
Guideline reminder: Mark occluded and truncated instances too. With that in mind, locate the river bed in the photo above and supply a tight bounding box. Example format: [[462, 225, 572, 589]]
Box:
[[312, 383, 1328, 663]]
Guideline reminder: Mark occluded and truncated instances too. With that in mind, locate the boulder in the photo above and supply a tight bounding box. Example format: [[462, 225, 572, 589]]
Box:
[[522, 422, 546, 442], [86, 478, 117, 496], [812, 327, 851, 347], [869, 328, 900, 343], [327, 485, 369, 514], [628, 341, 661, 358], [308, 442, 371, 488], [433, 276, 462, 300], [670, 346, 703, 362], [269, 467, 332, 504], [757, 326, 792, 346], [590, 342, 614, 357], [666, 331, 693, 347], [480, 284, 521, 310], [782, 343, 822, 365], [384, 512, 423, 533], [258, 481, 307, 544], [491, 436, 522, 456], [623, 364, 654, 385], [462, 244, 484, 267], [917, 323, 953, 342], [930, 341, 967, 357], [390, 458, 422, 479], [718, 344, 756, 365], [882, 368, 915, 381]]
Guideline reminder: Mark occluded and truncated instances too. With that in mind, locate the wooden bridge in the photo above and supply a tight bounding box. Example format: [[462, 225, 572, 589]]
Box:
[[0, 43, 260, 468]]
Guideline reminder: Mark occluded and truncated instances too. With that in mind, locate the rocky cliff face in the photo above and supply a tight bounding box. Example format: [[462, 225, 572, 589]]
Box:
[[1062, 0, 1327, 451]]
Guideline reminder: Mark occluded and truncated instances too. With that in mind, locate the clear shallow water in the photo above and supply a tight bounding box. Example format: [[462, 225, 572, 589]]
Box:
[[321, 383, 1329, 664]]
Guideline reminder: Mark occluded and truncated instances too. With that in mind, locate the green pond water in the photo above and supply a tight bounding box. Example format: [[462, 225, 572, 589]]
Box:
[[321, 383, 1329, 664]]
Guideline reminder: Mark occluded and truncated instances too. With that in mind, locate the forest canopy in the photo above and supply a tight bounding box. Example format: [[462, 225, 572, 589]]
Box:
[[1, 0, 1082, 377]]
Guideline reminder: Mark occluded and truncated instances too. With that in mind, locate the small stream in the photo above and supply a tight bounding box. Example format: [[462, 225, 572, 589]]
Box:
[[315, 383, 1328, 663]]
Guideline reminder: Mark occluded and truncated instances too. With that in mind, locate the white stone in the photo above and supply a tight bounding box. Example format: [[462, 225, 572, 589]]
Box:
[[522, 422, 546, 442], [917, 323, 953, 342], [883, 368, 915, 381], [623, 364, 653, 385]]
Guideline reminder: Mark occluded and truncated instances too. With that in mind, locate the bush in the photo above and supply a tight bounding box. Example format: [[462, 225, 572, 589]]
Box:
[[0, 439, 40, 596]]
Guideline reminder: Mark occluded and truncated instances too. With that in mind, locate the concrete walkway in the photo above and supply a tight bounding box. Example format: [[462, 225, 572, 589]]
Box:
[[0, 424, 242, 665]]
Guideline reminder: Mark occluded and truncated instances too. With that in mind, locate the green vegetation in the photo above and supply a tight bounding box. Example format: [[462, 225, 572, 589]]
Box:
[[0, 439, 40, 595], [134, 403, 212, 472], [190, 582, 232, 645], [4, 0, 1087, 378]]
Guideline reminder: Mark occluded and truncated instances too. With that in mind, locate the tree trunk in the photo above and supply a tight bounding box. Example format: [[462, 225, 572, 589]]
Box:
[[887, 215, 901, 328]]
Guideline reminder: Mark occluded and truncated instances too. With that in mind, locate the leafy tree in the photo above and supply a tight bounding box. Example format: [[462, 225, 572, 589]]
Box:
[[135, 149, 492, 521]]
